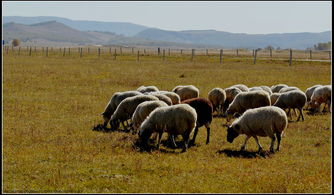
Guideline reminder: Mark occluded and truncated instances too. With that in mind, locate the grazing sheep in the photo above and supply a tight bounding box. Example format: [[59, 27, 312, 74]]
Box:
[[109, 95, 159, 130], [259, 86, 272, 95], [270, 93, 281, 105], [279, 86, 300, 93], [172, 85, 200, 101], [208, 88, 226, 115], [225, 90, 271, 121], [147, 93, 173, 106], [137, 85, 159, 93], [271, 84, 289, 93], [309, 85, 331, 113], [101, 91, 142, 127], [305, 85, 322, 110], [226, 106, 288, 153], [159, 91, 181, 105], [273, 90, 307, 121], [139, 104, 197, 152], [223, 87, 243, 113], [131, 100, 168, 133], [182, 98, 213, 145], [231, 84, 249, 92]]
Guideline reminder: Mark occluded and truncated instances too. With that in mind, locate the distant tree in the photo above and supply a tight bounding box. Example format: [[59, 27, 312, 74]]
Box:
[[12, 39, 20, 47], [265, 45, 274, 50], [314, 41, 331, 50]]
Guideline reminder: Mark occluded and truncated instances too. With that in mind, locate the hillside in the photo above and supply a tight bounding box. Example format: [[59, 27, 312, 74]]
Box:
[[134, 28, 332, 49], [3, 21, 205, 48], [3, 16, 149, 36]]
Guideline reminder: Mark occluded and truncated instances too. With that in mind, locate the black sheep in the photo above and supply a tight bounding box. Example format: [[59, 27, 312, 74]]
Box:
[[182, 97, 213, 145]]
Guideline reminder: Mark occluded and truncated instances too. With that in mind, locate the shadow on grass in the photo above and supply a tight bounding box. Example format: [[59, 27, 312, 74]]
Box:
[[217, 149, 272, 158], [92, 124, 130, 133]]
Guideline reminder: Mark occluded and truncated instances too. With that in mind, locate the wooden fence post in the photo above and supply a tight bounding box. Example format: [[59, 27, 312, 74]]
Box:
[[220, 49, 223, 64], [181, 49, 183, 55], [29, 46, 32, 56], [236, 49, 239, 56], [18, 47, 21, 55], [114, 49, 117, 60], [80, 48, 83, 58], [253, 49, 257, 64], [163, 49, 165, 61], [191, 49, 195, 62], [270, 48, 272, 58], [158, 47, 160, 55], [309, 50, 312, 59], [328, 51, 331, 60], [109, 47, 111, 55], [88, 47, 90, 54], [206, 49, 208, 56], [289, 49, 292, 66], [252, 49, 255, 57], [137, 50, 140, 62], [46, 47, 48, 57], [63, 48, 66, 56], [98, 48, 101, 57], [144, 49, 146, 55]]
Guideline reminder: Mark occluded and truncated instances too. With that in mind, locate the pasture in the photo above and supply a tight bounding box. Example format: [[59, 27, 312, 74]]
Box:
[[2, 51, 332, 193]]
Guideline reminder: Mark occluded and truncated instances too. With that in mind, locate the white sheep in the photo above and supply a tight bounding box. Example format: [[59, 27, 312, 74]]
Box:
[[271, 84, 288, 93], [101, 91, 142, 127], [270, 93, 281, 105], [109, 95, 159, 130], [273, 90, 307, 121], [225, 90, 271, 120], [137, 85, 159, 93], [231, 84, 249, 92], [309, 85, 331, 113], [304, 84, 322, 110], [172, 85, 200, 101], [131, 100, 168, 133], [158, 91, 181, 105], [223, 87, 242, 112], [226, 106, 288, 153], [279, 86, 300, 93], [139, 104, 197, 152], [208, 87, 226, 115], [146, 92, 173, 106]]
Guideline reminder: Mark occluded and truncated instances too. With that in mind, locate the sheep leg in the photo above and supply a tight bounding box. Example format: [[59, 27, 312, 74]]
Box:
[[181, 133, 190, 153], [156, 132, 163, 150], [253, 136, 263, 153], [298, 108, 304, 121], [276, 132, 281, 151], [189, 126, 199, 146], [293, 108, 297, 117], [240, 135, 250, 151], [206, 126, 210, 145], [169, 134, 177, 148], [269, 135, 276, 153], [287, 109, 292, 120]]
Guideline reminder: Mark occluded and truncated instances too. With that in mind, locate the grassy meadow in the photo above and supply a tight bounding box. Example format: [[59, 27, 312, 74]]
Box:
[[3, 51, 332, 193]]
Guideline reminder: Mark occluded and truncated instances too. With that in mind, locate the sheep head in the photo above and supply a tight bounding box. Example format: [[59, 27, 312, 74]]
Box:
[[227, 125, 239, 143]]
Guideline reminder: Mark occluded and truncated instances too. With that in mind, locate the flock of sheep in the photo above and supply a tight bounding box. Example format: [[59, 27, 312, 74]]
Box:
[[94, 84, 331, 153]]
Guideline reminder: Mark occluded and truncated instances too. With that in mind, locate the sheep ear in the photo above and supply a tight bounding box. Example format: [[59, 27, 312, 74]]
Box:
[[234, 124, 240, 130]]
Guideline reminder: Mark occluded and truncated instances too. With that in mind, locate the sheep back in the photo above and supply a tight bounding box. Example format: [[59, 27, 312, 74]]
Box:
[[182, 98, 213, 127], [271, 84, 289, 93], [172, 85, 200, 101], [273, 90, 306, 109], [208, 88, 226, 112]]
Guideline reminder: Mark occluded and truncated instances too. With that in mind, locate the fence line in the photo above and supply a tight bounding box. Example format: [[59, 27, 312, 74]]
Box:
[[3, 45, 331, 64]]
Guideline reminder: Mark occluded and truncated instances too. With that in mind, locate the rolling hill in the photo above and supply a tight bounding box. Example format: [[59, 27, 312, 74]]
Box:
[[134, 28, 332, 49], [3, 16, 149, 36]]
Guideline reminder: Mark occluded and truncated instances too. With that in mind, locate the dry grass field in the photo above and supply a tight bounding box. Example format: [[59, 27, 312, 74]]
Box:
[[3, 51, 332, 193]]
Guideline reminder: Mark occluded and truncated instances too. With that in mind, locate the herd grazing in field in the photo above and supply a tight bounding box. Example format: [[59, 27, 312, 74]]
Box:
[[94, 83, 332, 154]]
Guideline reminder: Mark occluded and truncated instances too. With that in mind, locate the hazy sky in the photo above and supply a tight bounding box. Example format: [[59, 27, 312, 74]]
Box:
[[2, 1, 332, 34]]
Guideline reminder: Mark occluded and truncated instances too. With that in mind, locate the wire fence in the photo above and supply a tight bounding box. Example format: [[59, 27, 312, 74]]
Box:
[[3, 45, 332, 65]]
